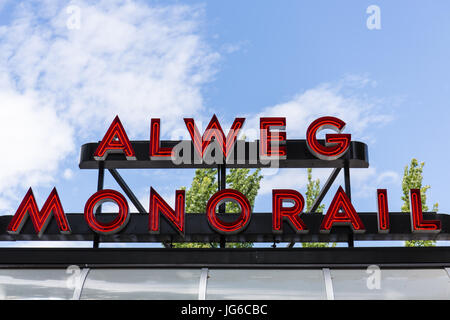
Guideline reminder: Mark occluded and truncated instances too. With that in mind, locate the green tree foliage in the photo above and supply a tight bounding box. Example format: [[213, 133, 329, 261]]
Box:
[[302, 168, 335, 248], [402, 158, 439, 247], [225, 168, 263, 214], [305, 168, 325, 214], [174, 168, 263, 248], [184, 168, 217, 214]]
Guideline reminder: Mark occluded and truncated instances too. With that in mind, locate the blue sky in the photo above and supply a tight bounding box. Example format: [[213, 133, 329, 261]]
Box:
[[0, 0, 448, 247]]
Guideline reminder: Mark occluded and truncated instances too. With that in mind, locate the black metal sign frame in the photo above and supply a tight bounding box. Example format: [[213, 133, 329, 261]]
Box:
[[1, 134, 446, 249], [78, 139, 369, 248], [0, 212, 448, 243]]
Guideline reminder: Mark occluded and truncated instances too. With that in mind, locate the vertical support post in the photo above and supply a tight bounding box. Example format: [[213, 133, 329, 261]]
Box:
[[71, 268, 90, 300], [322, 268, 335, 300], [218, 164, 226, 248], [198, 268, 209, 300], [344, 159, 354, 248], [93, 161, 105, 249]]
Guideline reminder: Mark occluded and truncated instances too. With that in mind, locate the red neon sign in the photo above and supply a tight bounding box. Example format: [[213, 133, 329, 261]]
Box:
[[91, 115, 355, 162], [94, 116, 136, 161], [272, 189, 308, 233], [6, 114, 445, 241], [149, 118, 173, 160], [184, 115, 245, 159], [260, 117, 287, 159], [84, 189, 130, 235], [306, 116, 351, 161], [149, 187, 185, 235], [206, 189, 251, 234], [7, 187, 71, 237], [409, 189, 441, 233], [377, 189, 390, 233], [6, 186, 445, 238], [320, 186, 365, 233]]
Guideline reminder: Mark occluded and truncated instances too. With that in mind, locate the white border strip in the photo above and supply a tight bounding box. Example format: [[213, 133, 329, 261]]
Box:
[[322, 268, 334, 300], [72, 268, 90, 300], [198, 268, 209, 300]]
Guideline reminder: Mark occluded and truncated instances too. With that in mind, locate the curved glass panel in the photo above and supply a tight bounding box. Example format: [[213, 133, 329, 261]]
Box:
[[331, 268, 450, 299], [0, 269, 76, 300], [206, 269, 326, 300], [80, 269, 200, 300], [0, 267, 448, 300]]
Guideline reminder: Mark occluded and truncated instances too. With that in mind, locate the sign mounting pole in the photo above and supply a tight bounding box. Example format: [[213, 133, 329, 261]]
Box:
[[344, 156, 354, 248], [93, 161, 104, 248], [218, 163, 226, 248]]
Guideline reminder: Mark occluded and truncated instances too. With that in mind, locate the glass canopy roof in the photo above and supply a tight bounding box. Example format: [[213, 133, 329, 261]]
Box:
[[0, 267, 448, 300]]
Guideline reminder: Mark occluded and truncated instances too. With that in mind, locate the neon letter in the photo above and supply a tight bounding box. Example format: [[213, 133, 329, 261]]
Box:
[[320, 186, 365, 233], [84, 189, 130, 235], [306, 116, 351, 161], [272, 189, 308, 233], [206, 189, 251, 234], [94, 116, 136, 161], [410, 189, 441, 233], [184, 115, 245, 159], [149, 119, 173, 160], [260, 117, 287, 159], [377, 189, 389, 233], [149, 187, 185, 236], [7, 188, 71, 237]]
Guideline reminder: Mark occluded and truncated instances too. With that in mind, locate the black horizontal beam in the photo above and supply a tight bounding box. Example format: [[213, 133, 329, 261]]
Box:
[[0, 212, 449, 242], [79, 140, 369, 169], [0, 247, 450, 268]]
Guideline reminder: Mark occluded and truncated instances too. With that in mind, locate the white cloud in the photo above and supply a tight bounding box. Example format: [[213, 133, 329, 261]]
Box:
[[63, 168, 74, 180], [1, 1, 219, 137], [246, 75, 392, 142], [0, 0, 219, 210], [259, 168, 332, 195], [0, 87, 73, 209], [132, 188, 175, 213], [350, 168, 400, 199]]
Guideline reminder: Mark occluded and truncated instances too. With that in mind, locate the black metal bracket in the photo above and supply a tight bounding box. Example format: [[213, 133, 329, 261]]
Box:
[[109, 168, 147, 214], [310, 168, 341, 213], [218, 163, 226, 248], [86, 143, 361, 249], [93, 161, 104, 249], [344, 157, 354, 247], [288, 158, 354, 248]]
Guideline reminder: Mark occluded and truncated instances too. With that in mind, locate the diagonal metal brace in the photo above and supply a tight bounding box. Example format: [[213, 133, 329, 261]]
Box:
[[108, 168, 147, 214], [310, 168, 341, 213], [287, 167, 341, 248], [108, 169, 172, 248]]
